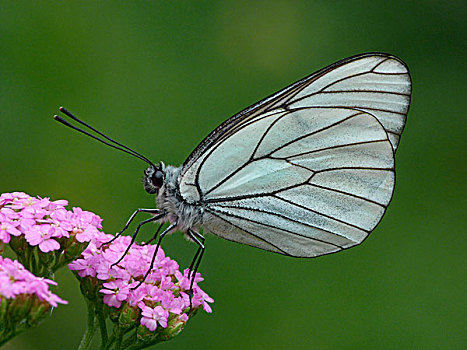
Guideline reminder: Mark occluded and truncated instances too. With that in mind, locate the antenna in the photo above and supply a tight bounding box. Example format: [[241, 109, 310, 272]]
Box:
[[53, 107, 156, 168]]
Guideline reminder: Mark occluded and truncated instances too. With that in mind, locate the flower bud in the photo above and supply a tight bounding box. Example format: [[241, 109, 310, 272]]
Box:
[[118, 303, 140, 329], [8, 294, 34, 322], [159, 314, 187, 341], [27, 298, 52, 326], [78, 276, 99, 301], [9, 235, 28, 255], [136, 323, 158, 342], [64, 239, 89, 261], [38, 249, 55, 266]]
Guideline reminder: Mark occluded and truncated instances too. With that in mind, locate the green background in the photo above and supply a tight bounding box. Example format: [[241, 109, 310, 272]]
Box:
[[1, 1, 465, 349]]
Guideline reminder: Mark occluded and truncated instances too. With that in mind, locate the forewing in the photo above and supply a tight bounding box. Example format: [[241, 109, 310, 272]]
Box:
[[178, 53, 410, 257], [283, 55, 411, 150], [180, 52, 410, 179]]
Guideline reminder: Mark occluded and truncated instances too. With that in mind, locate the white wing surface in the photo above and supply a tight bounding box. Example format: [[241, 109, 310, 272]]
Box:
[[178, 53, 411, 257]]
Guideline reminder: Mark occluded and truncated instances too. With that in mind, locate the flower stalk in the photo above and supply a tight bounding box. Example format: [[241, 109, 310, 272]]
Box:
[[78, 299, 97, 350]]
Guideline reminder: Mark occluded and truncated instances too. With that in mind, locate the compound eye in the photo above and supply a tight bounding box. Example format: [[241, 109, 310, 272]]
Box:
[[152, 170, 164, 188]]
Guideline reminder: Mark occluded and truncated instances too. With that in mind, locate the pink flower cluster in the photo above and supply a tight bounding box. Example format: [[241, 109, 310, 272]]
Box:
[[0, 256, 67, 307], [69, 232, 213, 332], [0, 192, 102, 252], [0, 191, 213, 335]]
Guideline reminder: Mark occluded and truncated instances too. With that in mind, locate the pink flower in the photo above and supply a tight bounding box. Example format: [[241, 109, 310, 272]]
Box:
[[142, 284, 164, 303], [100, 280, 138, 308], [0, 192, 30, 206], [160, 292, 184, 315], [24, 225, 61, 252], [49, 208, 73, 237], [175, 269, 203, 291], [0, 191, 104, 253], [70, 229, 214, 330], [139, 303, 169, 331], [126, 285, 147, 306], [1, 190, 214, 340], [68, 258, 96, 278], [0, 256, 67, 306], [1, 207, 21, 220], [47, 199, 69, 211], [193, 287, 214, 313], [0, 220, 21, 243]]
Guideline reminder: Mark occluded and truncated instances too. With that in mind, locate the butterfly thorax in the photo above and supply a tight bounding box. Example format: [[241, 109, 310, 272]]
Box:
[[156, 165, 203, 232]]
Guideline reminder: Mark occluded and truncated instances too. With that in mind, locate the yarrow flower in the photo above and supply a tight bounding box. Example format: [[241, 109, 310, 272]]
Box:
[[0, 192, 103, 277], [0, 191, 213, 348], [0, 191, 102, 249], [69, 231, 213, 339], [0, 256, 67, 345], [0, 256, 67, 306], [140, 304, 169, 331]]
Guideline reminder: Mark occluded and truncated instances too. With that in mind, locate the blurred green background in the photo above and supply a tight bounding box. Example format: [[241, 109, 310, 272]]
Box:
[[1, 1, 465, 349]]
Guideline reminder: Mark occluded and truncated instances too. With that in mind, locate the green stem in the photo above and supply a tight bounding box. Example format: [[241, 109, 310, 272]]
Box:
[[124, 337, 163, 350], [0, 330, 17, 347], [23, 247, 32, 272], [121, 328, 137, 349], [0, 320, 31, 347], [54, 253, 68, 271], [78, 300, 97, 350], [114, 327, 124, 350], [30, 249, 38, 274], [96, 301, 108, 349], [103, 333, 116, 350]]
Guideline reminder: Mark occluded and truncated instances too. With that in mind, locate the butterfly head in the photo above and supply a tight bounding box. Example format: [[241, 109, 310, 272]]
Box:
[[144, 162, 165, 195]]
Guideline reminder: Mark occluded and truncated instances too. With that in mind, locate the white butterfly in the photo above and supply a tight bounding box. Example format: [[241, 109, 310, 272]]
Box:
[[56, 52, 411, 267]]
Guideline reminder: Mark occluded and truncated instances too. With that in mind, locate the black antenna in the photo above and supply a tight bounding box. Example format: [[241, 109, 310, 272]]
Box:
[[53, 107, 156, 168]]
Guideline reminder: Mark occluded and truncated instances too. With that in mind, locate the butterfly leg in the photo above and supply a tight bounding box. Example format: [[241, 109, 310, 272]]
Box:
[[187, 228, 205, 310], [111, 212, 166, 267], [141, 221, 165, 245], [132, 221, 178, 290], [105, 208, 162, 245], [119, 208, 162, 234]]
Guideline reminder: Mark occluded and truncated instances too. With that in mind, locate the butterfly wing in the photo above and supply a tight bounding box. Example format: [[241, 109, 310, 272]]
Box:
[[178, 53, 411, 257]]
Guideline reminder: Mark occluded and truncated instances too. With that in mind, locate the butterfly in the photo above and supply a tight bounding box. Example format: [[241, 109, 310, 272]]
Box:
[[55, 52, 411, 281]]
